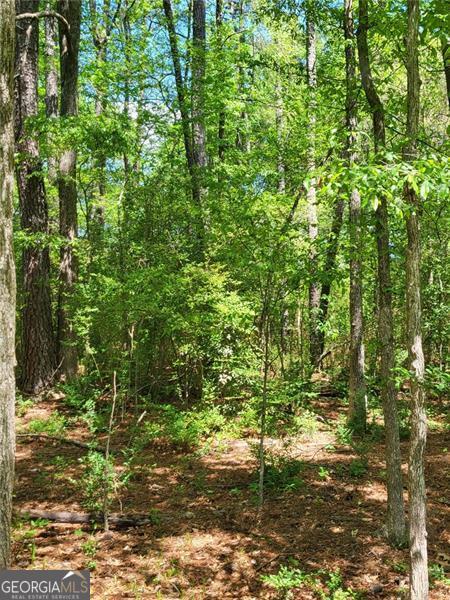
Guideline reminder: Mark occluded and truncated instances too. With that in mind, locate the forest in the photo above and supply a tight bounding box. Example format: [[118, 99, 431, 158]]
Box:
[[0, 0, 449, 598]]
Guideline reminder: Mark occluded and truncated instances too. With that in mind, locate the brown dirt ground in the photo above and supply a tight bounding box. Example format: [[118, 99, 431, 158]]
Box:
[[12, 395, 450, 599]]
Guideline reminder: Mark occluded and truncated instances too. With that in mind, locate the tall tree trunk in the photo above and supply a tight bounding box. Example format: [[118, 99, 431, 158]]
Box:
[[15, 0, 56, 394], [57, 0, 81, 380], [216, 0, 226, 162], [163, 0, 205, 256], [344, 0, 366, 433], [192, 0, 208, 173], [0, 0, 16, 567], [89, 0, 114, 234], [317, 196, 345, 357], [44, 1, 58, 180], [305, 2, 321, 368], [404, 0, 428, 597], [231, 0, 250, 153], [357, 0, 406, 545]]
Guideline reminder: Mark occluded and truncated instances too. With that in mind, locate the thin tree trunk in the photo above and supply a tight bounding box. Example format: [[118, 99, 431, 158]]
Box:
[[15, 0, 56, 394], [162, 0, 205, 255], [317, 196, 345, 356], [216, 0, 226, 162], [192, 0, 208, 173], [234, 0, 249, 153], [57, 0, 81, 380], [305, 3, 321, 368], [442, 40, 449, 109], [89, 0, 114, 234], [276, 76, 286, 193], [0, 0, 16, 567], [344, 0, 366, 433], [404, 0, 428, 596], [45, 1, 58, 180], [357, 0, 406, 545]]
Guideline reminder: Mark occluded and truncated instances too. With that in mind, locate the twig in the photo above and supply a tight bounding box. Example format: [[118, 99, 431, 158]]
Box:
[[103, 371, 117, 532]]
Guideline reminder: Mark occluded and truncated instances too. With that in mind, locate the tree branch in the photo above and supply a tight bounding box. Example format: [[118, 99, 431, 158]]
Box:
[[16, 11, 70, 34]]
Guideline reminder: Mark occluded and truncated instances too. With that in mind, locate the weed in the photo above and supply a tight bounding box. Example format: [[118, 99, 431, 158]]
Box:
[[16, 395, 34, 417], [262, 565, 360, 600], [335, 421, 353, 446], [318, 466, 331, 480], [27, 413, 67, 436], [429, 563, 450, 587], [251, 447, 305, 493], [348, 458, 368, 478]]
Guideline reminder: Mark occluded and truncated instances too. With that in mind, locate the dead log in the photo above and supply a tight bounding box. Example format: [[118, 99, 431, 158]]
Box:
[[18, 509, 151, 528], [17, 433, 107, 454]]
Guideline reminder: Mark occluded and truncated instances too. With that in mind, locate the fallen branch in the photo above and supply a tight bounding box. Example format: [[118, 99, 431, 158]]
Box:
[[18, 510, 150, 528], [17, 433, 107, 455]]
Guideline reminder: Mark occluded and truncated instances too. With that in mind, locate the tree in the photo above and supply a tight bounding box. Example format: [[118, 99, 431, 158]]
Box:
[[305, 1, 321, 368], [357, 0, 406, 546], [0, 0, 16, 567], [14, 0, 56, 394], [162, 0, 205, 256], [44, 2, 59, 180], [57, 0, 81, 380], [192, 0, 208, 181], [344, 0, 366, 433], [404, 0, 428, 597]]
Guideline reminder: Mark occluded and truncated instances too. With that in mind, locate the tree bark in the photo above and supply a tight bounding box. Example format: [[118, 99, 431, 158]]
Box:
[[344, 0, 366, 433], [192, 0, 208, 173], [89, 0, 117, 234], [404, 1, 428, 597], [216, 0, 226, 162], [317, 196, 345, 357], [0, 0, 16, 567], [45, 1, 58, 180], [15, 0, 56, 394], [357, 0, 406, 545], [57, 0, 81, 380], [162, 0, 205, 256], [305, 2, 321, 368]]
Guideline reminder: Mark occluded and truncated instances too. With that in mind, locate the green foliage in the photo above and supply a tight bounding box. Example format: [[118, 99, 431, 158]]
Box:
[[348, 458, 368, 479], [425, 366, 450, 398], [262, 565, 360, 599], [429, 563, 450, 587], [78, 451, 127, 514], [251, 447, 305, 493], [261, 564, 306, 593], [27, 413, 67, 437]]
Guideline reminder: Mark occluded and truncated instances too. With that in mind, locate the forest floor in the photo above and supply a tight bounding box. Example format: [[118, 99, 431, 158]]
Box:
[[12, 392, 450, 600]]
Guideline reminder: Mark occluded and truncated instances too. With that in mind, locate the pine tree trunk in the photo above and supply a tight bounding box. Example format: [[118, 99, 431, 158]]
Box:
[[305, 3, 321, 368], [0, 0, 16, 567], [404, 1, 428, 596], [57, 0, 81, 380], [357, 0, 406, 545], [15, 0, 56, 394]]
